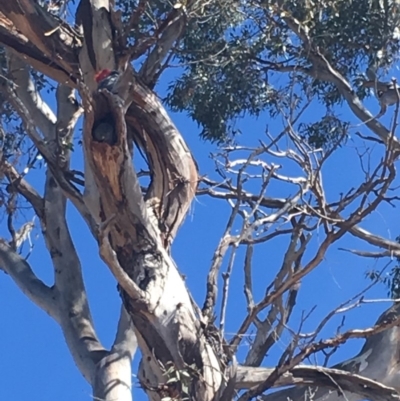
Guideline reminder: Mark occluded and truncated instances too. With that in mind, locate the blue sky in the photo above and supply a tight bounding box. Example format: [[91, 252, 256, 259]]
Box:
[[0, 64, 399, 401]]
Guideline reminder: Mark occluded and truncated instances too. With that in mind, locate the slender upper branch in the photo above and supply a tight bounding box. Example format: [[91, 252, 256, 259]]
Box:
[[273, 2, 400, 148], [8, 53, 57, 134], [139, 9, 186, 86], [348, 226, 400, 252]]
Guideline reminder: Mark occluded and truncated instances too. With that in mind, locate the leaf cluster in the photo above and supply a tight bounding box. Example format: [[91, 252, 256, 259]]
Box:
[[163, 0, 400, 142]]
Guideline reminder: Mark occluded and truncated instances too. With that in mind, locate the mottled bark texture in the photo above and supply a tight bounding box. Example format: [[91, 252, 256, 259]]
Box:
[[0, 1, 400, 401]]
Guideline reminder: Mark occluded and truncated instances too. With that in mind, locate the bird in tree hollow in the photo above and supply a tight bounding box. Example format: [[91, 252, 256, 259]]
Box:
[[92, 70, 121, 145], [92, 114, 117, 145], [95, 69, 120, 92]]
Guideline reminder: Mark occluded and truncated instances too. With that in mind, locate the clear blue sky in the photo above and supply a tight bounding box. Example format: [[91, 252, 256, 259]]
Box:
[[0, 65, 398, 401]]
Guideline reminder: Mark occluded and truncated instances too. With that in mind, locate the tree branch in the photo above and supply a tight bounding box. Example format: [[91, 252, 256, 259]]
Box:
[[348, 225, 400, 252], [139, 9, 186, 86], [4, 71, 97, 237], [0, 240, 58, 319], [0, 0, 80, 86], [273, 2, 400, 148], [42, 82, 107, 382], [93, 306, 137, 401], [237, 303, 400, 401], [8, 53, 57, 134], [127, 77, 199, 248], [258, 366, 399, 401], [76, 0, 116, 91], [2, 161, 44, 219], [236, 365, 400, 398]]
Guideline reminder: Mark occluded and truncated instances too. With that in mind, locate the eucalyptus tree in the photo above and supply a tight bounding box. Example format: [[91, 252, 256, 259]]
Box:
[[1, 1, 400, 401]]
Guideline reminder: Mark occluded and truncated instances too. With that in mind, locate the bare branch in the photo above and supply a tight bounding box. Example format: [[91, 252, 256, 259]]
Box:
[[339, 248, 400, 258], [2, 161, 44, 218], [238, 302, 400, 401], [127, 79, 199, 248], [30, 80, 107, 383], [5, 75, 97, 236], [348, 226, 400, 253], [0, 240, 58, 319], [8, 53, 57, 133], [112, 306, 137, 355], [220, 243, 238, 336], [198, 179, 295, 210], [139, 9, 186, 86], [237, 365, 400, 401], [244, 219, 304, 366]]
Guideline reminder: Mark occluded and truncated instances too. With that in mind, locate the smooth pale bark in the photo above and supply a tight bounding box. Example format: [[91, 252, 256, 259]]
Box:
[[93, 307, 136, 401], [80, 81, 223, 401], [0, 2, 400, 401], [258, 304, 400, 401], [0, 241, 58, 319], [73, 2, 224, 398], [236, 365, 400, 401], [4, 52, 137, 400]]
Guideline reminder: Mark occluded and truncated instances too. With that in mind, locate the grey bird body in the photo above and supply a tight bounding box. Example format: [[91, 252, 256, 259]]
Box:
[[92, 118, 117, 145], [363, 67, 400, 117]]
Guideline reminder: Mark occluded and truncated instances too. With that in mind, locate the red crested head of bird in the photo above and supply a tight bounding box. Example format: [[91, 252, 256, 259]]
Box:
[[95, 69, 112, 83]]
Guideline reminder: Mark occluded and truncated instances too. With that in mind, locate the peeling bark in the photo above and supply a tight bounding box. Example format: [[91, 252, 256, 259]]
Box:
[[0, 0, 80, 86], [2, 3, 399, 401], [0, 1, 222, 399], [81, 79, 223, 400], [127, 81, 199, 248], [73, 1, 223, 394]]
